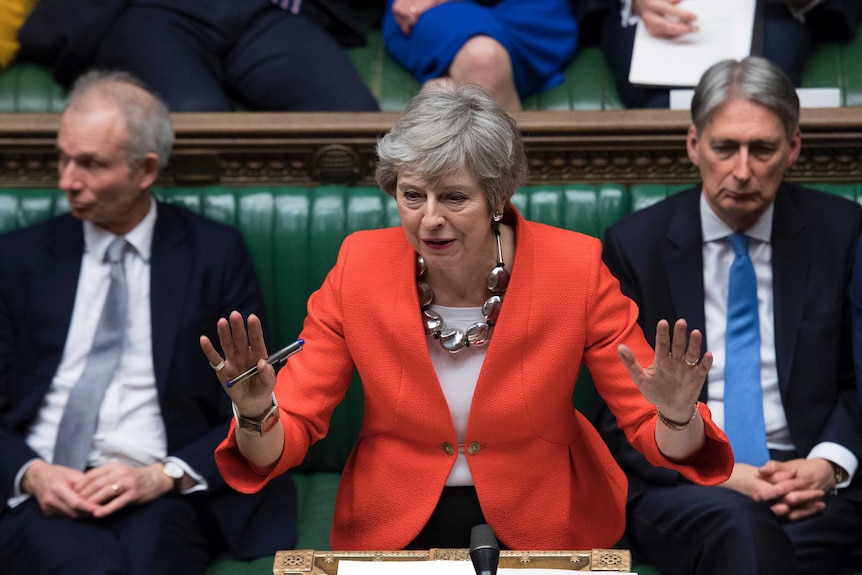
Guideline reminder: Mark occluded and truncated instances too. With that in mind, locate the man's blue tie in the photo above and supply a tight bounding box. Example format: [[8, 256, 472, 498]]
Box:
[[723, 233, 770, 466], [53, 237, 129, 470]]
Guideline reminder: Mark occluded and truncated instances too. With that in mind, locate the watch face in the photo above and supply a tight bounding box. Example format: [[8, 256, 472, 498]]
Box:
[[163, 461, 184, 480]]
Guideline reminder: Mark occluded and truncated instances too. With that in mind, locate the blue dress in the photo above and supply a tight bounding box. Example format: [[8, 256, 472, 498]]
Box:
[[383, 0, 579, 99]]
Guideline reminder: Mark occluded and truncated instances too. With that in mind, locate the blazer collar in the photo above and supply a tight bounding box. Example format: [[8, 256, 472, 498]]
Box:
[[37, 217, 86, 383], [149, 201, 193, 393], [770, 183, 808, 390], [664, 187, 708, 340]]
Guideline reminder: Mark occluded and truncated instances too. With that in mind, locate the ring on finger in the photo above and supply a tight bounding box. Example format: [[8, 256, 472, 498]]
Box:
[[684, 357, 699, 367], [409, 5, 418, 14], [209, 359, 226, 372], [111, 483, 121, 493]]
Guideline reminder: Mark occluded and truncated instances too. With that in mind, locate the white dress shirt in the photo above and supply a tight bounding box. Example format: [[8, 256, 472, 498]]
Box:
[[700, 194, 856, 487], [10, 198, 204, 506]]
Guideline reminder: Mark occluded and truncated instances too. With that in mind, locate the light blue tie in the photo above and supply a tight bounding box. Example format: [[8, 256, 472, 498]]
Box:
[[53, 237, 128, 470], [723, 233, 769, 466]]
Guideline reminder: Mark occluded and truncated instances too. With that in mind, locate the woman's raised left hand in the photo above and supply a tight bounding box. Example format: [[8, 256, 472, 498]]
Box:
[[617, 318, 712, 423]]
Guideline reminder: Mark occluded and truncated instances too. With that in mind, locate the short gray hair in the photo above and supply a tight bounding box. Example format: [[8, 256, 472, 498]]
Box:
[[67, 70, 174, 172], [691, 56, 799, 140], [375, 84, 528, 211]]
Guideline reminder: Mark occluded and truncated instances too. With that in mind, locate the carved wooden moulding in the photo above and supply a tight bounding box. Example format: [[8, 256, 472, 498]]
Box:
[[271, 549, 632, 575], [4, 144, 862, 188], [2, 145, 862, 188], [2, 108, 861, 188]]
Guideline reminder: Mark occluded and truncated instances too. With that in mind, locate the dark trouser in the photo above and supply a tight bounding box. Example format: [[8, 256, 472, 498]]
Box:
[[0, 496, 214, 575], [92, 0, 379, 112], [622, 483, 862, 575], [406, 486, 489, 550]]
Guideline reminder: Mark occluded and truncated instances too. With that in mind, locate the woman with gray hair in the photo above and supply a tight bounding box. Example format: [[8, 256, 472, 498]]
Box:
[[202, 84, 733, 551]]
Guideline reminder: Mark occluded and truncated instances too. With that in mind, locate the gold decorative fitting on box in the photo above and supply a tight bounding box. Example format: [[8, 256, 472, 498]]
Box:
[[272, 549, 631, 574], [591, 549, 630, 571]]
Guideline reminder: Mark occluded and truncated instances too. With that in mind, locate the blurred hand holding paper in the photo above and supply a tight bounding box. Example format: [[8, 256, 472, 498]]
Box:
[[629, 0, 756, 87]]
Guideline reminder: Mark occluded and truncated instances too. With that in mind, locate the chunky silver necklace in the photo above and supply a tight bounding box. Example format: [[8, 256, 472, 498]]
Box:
[[416, 226, 510, 353]]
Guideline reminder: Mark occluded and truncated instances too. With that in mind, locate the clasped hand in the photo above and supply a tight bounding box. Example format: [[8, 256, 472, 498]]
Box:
[[22, 460, 173, 519], [721, 458, 836, 521]]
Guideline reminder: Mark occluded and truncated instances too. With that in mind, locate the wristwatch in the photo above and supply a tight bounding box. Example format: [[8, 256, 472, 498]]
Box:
[[831, 461, 849, 491], [162, 460, 185, 492], [236, 396, 280, 437]]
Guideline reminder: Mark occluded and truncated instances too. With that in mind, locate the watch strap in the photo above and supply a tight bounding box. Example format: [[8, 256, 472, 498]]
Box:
[[235, 394, 280, 437]]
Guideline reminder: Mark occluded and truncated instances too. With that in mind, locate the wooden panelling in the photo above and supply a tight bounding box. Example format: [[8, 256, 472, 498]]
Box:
[[2, 108, 861, 188]]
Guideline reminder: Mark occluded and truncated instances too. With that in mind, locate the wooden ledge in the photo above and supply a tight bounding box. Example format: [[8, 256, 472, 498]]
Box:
[[2, 108, 861, 188], [272, 549, 632, 575]]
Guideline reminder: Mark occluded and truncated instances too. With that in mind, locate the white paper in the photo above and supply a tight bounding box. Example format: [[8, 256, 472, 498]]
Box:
[[336, 561, 637, 575], [669, 87, 843, 110], [629, 0, 756, 87], [336, 561, 471, 575]]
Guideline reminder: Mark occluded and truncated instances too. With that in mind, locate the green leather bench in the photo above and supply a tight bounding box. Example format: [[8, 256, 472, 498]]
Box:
[[2, 183, 861, 574], [2, 19, 862, 113]]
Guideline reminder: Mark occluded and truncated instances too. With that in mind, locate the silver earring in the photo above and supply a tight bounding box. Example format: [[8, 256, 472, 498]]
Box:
[[492, 210, 503, 222]]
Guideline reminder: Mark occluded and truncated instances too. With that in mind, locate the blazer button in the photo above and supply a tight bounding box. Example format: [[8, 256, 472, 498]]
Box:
[[442, 442, 455, 455], [467, 441, 481, 455]]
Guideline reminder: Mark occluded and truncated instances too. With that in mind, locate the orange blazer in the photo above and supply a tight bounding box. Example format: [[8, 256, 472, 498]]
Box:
[[216, 209, 733, 550]]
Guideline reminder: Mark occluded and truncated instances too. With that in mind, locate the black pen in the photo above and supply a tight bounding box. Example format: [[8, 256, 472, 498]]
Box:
[[226, 339, 304, 388]]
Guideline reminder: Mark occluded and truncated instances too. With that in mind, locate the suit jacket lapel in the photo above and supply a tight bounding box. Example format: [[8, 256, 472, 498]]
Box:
[[771, 184, 807, 396], [150, 202, 192, 396], [33, 217, 85, 393], [664, 189, 707, 337], [663, 189, 709, 401]]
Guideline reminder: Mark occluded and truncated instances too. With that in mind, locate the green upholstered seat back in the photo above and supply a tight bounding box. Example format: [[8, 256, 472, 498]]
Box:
[[0, 63, 68, 112], [2, 183, 860, 474], [0, 184, 630, 472]]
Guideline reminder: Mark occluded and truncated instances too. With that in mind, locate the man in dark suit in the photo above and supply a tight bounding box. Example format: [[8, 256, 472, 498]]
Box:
[[576, 0, 862, 108], [18, 0, 379, 112], [597, 56, 862, 574], [0, 70, 296, 575]]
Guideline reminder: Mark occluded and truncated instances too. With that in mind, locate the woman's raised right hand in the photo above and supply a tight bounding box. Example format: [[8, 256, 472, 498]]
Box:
[[200, 311, 276, 416]]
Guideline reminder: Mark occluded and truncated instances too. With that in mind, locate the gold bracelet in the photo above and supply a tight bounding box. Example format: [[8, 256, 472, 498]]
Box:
[[657, 402, 700, 431]]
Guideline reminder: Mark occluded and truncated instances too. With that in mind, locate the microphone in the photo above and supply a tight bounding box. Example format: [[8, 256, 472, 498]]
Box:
[[469, 524, 500, 575]]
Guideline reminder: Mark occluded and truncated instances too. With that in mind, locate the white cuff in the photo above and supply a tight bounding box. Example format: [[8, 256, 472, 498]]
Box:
[[6, 458, 40, 508], [163, 456, 208, 494]]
